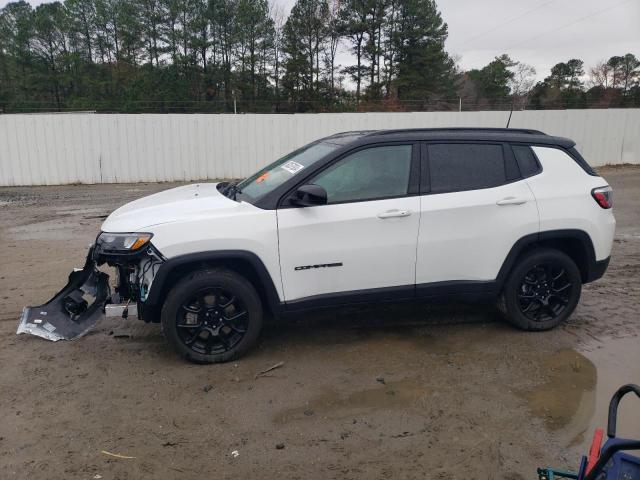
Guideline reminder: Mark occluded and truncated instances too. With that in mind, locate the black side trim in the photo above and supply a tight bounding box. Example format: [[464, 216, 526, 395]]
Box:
[[284, 284, 415, 312], [284, 281, 499, 312], [415, 280, 499, 299], [144, 250, 282, 314]]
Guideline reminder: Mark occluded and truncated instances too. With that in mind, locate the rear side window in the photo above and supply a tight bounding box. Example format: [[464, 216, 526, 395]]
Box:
[[512, 145, 541, 177], [427, 143, 508, 194], [568, 147, 597, 176]]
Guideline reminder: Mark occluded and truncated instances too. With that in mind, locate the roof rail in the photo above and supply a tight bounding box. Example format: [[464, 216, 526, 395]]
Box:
[[326, 130, 376, 138], [368, 127, 546, 136]]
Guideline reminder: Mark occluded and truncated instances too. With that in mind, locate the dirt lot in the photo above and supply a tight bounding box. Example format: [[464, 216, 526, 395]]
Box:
[[1, 167, 639, 480]]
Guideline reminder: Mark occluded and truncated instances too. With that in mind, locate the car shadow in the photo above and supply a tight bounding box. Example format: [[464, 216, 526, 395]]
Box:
[[259, 300, 503, 351]]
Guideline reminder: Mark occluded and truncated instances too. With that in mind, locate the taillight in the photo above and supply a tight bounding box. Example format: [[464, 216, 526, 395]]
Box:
[[592, 186, 613, 209]]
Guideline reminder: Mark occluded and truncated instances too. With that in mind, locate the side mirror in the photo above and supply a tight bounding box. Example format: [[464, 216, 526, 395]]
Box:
[[290, 184, 327, 207]]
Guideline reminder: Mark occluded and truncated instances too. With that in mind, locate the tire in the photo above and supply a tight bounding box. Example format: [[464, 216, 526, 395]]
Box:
[[161, 268, 263, 363], [499, 248, 582, 331]]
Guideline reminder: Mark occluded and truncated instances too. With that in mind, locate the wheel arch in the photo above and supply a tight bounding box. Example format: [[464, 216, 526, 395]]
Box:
[[143, 251, 282, 321], [497, 229, 598, 288]]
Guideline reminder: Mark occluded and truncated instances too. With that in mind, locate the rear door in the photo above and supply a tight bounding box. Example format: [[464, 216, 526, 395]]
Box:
[[416, 142, 539, 290], [277, 143, 421, 303]]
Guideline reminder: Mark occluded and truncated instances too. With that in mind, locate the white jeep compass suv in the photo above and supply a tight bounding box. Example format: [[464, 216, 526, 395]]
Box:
[[18, 128, 615, 363]]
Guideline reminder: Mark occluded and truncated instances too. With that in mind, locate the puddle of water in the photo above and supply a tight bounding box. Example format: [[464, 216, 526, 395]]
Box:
[[571, 336, 640, 450], [518, 336, 640, 454], [518, 349, 597, 431], [274, 379, 428, 423]]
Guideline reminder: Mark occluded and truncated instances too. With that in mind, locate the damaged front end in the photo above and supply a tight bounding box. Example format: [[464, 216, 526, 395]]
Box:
[[17, 232, 164, 341]]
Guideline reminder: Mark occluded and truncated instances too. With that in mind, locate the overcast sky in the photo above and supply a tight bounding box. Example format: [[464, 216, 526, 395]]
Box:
[[3, 0, 639, 80]]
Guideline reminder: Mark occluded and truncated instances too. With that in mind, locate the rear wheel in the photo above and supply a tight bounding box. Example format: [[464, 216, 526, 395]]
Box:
[[161, 268, 263, 363], [499, 248, 582, 331]]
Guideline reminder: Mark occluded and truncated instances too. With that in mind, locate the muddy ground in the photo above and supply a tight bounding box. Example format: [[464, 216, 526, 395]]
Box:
[[0, 167, 639, 480]]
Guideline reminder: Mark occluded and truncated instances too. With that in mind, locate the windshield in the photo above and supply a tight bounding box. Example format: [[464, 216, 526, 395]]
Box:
[[235, 141, 340, 202]]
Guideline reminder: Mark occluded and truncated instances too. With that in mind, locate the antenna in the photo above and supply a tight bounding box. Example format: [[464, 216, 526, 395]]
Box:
[[506, 98, 515, 128]]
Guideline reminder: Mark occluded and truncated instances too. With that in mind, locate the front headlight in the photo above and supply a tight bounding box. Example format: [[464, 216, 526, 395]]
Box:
[[97, 232, 153, 252]]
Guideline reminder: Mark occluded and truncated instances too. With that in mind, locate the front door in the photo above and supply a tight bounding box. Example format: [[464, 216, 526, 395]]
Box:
[[277, 144, 420, 303]]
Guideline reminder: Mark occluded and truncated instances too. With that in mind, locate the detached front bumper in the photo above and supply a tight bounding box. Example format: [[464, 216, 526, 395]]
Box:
[[17, 248, 110, 341]]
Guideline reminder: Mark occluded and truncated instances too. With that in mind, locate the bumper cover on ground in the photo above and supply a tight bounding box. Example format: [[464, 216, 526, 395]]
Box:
[[16, 248, 110, 341]]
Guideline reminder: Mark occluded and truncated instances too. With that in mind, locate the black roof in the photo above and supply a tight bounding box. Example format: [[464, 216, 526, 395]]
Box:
[[325, 127, 576, 149]]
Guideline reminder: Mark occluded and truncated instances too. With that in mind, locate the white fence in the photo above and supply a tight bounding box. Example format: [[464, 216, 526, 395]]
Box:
[[1, 109, 639, 186]]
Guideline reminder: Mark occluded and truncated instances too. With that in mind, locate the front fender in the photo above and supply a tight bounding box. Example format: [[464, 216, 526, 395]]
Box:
[[143, 250, 283, 318]]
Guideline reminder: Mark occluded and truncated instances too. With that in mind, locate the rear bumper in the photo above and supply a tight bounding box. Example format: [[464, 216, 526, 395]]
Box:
[[585, 256, 610, 283], [16, 248, 111, 341]]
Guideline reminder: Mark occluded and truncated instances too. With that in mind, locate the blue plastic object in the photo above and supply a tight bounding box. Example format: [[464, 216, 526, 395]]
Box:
[[595, 438, 640, 480]]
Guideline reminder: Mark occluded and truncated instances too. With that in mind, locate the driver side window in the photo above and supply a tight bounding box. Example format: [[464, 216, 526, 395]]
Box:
[[311, 145, 413, 204]]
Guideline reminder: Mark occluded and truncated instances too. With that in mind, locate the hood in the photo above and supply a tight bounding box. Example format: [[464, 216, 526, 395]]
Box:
[[101, 183, 241, 232]]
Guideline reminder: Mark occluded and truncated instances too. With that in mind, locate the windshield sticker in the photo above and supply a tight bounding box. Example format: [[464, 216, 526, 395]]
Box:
[[256, 172, 270, 183], [281, 160, 305, 175]]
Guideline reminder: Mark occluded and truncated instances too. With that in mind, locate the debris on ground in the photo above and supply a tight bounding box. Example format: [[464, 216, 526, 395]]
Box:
[[100, 450, 135, 459], [376, 376, 386, 384], [203, 384, 214, 393], [231, 450, 239, 458], [275, 443, 285, 450], [254, 361, 284, 379]]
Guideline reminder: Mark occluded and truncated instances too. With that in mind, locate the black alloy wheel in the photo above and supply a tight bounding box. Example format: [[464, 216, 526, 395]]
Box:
[[161, 268, 263, 363], [500, 248, 582, 331], [516, 263, 573, 322], [176, 287, 248, 355]]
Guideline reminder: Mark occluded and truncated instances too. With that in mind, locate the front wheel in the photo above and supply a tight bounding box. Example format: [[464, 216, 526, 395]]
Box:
[[499, 248, 582, 331], [161, 268, 263, 363]]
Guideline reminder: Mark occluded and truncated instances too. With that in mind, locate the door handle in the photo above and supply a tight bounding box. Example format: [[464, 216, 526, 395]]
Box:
[[377, 209, 412, 219], [496, 197, 527, 206]]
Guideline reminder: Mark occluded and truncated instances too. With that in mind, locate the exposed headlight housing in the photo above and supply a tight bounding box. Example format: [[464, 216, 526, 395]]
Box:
[[97, 232, 153, 253]]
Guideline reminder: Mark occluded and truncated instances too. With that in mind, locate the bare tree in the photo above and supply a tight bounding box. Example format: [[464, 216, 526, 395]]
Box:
[[587, 60, 613, 88], [509, 62, 536, 109]]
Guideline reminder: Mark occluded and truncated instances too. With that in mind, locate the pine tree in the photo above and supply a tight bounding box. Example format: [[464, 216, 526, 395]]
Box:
[[465, 54, 516, 108], [281, 0, 328, 109], [392, 0, 455, 104]]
